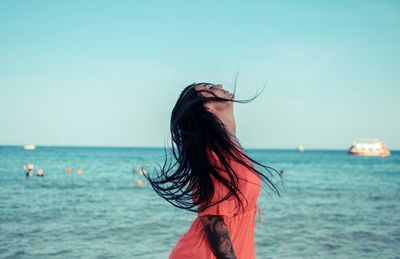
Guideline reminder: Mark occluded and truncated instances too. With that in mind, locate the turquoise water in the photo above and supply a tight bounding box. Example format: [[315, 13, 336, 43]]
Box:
[[0, 146, 399, 258]]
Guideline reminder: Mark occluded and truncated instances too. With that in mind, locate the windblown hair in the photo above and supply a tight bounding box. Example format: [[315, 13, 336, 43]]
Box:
[[144, 82, 280, 215]]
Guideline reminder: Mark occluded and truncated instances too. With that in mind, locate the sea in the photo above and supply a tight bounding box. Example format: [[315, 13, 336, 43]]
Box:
[[0, 146, 399, 259]]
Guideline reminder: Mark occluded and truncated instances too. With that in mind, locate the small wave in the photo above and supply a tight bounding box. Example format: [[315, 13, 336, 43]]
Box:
[[27, 249, 72, 257], [3, 250, 26, 258], [322, 243, 341, 250]]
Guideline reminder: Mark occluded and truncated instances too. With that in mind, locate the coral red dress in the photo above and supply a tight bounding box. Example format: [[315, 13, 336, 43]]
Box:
[[169, 153, 262, 259]]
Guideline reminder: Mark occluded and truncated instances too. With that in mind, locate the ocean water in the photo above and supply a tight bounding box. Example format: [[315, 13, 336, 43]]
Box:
[[0, 146, 399, 259]]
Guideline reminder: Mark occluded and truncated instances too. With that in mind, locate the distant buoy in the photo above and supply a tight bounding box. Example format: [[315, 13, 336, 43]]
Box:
[[77, 167, 83, 175], [136, 179, 143, 187], [66, 167, 72, 174]]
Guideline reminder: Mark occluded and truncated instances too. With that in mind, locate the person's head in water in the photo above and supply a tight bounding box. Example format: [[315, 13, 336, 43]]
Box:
[[144, 82, 280, 215], [37, 168, 44, 177]]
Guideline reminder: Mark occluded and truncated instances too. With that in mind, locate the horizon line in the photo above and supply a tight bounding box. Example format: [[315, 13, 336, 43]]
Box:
[[0, 144, 399, 152]]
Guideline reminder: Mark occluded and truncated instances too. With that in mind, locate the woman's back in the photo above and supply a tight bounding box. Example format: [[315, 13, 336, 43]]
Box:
[[169, 153, 261, 259]]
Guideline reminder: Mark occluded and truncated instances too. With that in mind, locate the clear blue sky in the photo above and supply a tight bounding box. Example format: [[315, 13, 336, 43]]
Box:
[[0, 0, 399, 149]]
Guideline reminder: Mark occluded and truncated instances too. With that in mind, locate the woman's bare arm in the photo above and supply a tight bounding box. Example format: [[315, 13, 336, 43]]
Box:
[[199, 215, 237, 259]]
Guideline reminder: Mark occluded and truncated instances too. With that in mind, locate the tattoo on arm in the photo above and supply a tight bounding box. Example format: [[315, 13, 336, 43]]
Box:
[[199, 215, 237, 259]]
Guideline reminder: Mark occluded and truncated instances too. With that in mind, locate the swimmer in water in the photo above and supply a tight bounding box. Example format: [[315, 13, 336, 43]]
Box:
[[26, 164, 34, 177], [77, 167, 83, 175], [26, 170, 33, 177], [37, 168, 44, 177]]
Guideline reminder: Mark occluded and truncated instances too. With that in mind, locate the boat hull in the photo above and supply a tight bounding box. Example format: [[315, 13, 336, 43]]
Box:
[[348, 149, 390, 157]]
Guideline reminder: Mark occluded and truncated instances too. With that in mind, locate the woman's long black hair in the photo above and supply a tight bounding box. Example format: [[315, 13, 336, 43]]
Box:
[[144, 82, 281, 215]]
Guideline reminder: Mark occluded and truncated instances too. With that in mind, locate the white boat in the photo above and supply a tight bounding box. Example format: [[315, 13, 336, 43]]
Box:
[[23, 144, 36, 150], [296, 146, 305, 152], [348, 138, 390, 157]]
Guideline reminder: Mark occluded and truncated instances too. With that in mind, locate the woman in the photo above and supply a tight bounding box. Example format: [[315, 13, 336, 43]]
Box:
[[145, 83, 279, 259]]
